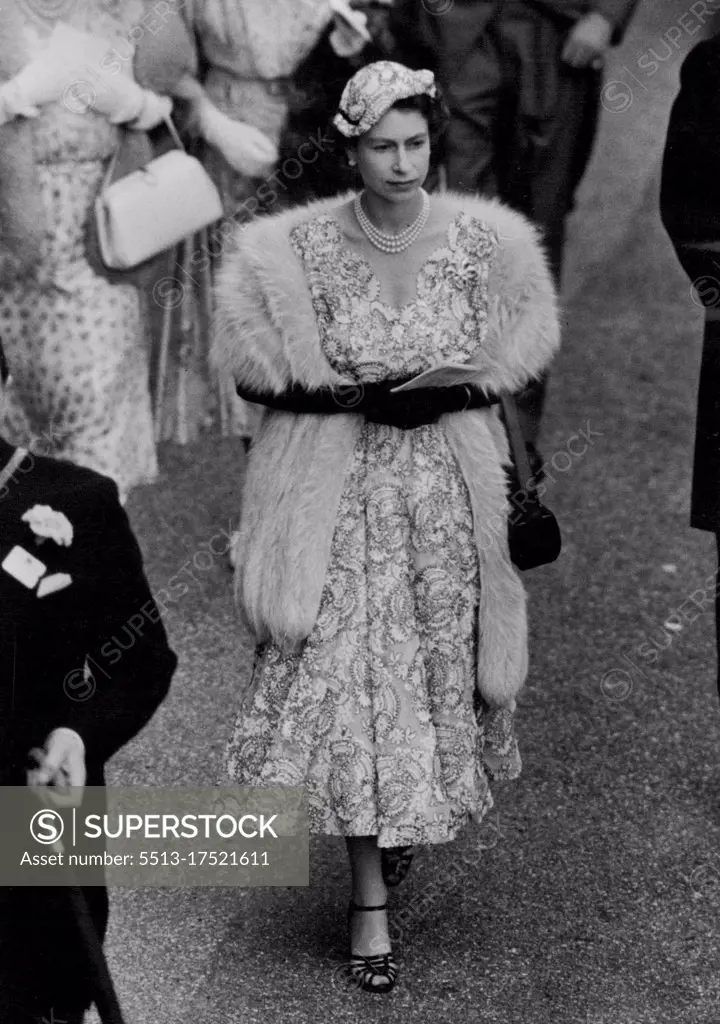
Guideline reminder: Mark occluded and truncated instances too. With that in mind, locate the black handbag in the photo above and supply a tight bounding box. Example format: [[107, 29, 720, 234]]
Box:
[[500, 394, 562, 571]]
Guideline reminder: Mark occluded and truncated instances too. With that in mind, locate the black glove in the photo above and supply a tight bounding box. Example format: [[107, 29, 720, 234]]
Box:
[[235, 380, 348, 414], [235, 379, 498, 427], [361, 383, 476, 429]]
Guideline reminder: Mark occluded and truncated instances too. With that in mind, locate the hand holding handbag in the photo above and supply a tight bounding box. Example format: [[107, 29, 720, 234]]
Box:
[[95, 117, 224, 271], [500, 393, 562, 571]]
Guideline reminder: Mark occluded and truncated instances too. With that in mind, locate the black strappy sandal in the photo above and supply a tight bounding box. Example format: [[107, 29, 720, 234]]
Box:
[[347, 902, 398, 994], [381, 845, 415, 887]]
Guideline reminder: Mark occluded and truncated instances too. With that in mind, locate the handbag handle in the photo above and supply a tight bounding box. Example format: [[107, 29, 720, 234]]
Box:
[[500, 393, 536, 494], [102, 115, 185, 191]]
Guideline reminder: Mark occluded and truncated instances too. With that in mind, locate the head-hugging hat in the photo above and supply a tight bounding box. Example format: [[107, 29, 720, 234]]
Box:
[[333, 60, 437, 138]]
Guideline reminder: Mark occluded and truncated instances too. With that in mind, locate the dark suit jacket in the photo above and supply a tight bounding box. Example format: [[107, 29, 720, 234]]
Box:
[[532, 0, 639, 41], [391, 0, 640, 71], [0, 438, 176, 785], [0, 439, 177, 1018], [660, 38, 720, 532]]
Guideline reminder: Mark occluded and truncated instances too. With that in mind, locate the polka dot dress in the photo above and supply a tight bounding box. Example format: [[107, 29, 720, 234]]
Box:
[[0, 2, 157, 502], [0, 163, 157, 502], [0, 163, 156, 503]]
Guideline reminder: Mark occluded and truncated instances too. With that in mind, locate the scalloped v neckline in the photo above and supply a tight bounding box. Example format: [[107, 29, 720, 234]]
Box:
[[325, 214, 461, 315]]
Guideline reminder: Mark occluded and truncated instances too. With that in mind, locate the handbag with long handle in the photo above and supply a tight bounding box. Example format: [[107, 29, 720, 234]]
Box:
[[500, 393, 562, 571], [95, 116, 224, 271]]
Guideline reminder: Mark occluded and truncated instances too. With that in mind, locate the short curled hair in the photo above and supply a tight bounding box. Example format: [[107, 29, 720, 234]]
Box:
[[388, 89, 450, 148]]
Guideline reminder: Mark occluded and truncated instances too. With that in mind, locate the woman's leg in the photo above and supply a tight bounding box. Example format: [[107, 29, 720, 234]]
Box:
[[345, 837, 391, 956]]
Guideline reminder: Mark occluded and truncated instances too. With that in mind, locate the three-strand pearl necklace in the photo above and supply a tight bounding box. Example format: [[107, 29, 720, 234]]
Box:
[[354, 189, 430, 254]]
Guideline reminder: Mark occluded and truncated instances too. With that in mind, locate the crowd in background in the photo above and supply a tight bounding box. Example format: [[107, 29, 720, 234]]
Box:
[[0, 0, 643, 497], [7, 1, 720, 1017]]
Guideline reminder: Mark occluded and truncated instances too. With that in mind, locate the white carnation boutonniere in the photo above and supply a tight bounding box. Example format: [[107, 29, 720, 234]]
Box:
[[21, 505, 74, 547]]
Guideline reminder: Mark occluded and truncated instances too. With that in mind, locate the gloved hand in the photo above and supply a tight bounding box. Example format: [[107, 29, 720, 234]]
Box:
[[0, 22, 107, 119], [27, 727, 86, 808], [64, 72, 173, 129], [196, 94, 278, 178], [0, 22, 171, 129], [0, 47, 85, 123], [0, 78, 41, 124], [329, 0, 372, 58], [235, 379, 496, 425], [562, 12, 612, 69], [82, 65, 151, 124], [362, 383, 474, 430], [124, 89, 173, 131]]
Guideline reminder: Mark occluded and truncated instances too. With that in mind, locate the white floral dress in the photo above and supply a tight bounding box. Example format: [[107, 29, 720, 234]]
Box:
[[226, 212, 522, 846]]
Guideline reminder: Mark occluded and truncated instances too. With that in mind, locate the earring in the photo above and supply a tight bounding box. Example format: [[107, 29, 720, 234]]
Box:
[[348, 158, 357, 167]]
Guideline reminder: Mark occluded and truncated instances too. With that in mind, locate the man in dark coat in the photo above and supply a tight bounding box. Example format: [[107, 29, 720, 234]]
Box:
[[0, 363, 178, 1022], [391, 0, 640, 449], [660, 32, 720, 697]]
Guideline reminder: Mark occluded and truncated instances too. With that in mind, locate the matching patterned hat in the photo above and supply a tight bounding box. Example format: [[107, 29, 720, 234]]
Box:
[[333, 60, 437, 138]]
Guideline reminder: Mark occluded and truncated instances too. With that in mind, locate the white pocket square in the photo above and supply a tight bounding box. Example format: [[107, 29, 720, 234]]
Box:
[[37, 572, 73, 598], [2, 545, 47, 589]]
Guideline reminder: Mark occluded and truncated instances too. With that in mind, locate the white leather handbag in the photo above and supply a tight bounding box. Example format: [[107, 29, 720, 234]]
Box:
[[95, 118, 224, 271]]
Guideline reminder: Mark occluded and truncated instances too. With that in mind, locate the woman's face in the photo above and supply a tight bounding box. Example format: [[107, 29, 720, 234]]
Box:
[[354, 108, 430, 202]]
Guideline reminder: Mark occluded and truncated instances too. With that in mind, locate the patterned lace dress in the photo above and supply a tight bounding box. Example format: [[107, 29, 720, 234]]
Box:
[[226, 212, 522, 847], [0, 1, 157, 502]]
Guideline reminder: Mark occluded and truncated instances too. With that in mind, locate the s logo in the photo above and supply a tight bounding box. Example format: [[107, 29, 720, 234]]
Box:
[[30, 808, 64, 845]]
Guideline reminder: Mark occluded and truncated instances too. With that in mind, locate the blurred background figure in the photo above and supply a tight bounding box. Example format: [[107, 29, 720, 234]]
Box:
[[390, 0, 640, 458], [185, 0, 339, 444], [191, 0, 336, 216], [0, 0, 173, 503], [278, 0, 398, 205], [660, 28, 720, 700], [0, 1, 272, 499]]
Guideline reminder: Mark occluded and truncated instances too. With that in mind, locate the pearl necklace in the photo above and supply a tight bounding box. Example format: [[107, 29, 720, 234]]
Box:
[[354, 189, 430, 254]]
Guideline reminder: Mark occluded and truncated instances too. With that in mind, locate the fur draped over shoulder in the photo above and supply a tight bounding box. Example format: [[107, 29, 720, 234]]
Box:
[[211, 190, 560, 709], [212, 190, 559, 393]]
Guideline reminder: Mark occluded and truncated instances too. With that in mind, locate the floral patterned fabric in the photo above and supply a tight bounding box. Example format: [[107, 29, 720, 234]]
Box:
[[226, 211, 521, 846], [334, 60, 437, 138]]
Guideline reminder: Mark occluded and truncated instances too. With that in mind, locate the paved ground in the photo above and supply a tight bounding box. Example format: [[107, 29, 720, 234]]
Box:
[[90, 5, 720, 1022]]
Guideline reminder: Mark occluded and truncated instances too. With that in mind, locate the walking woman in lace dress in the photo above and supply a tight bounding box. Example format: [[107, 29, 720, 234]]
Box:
[[212, 62, 560, 993]]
